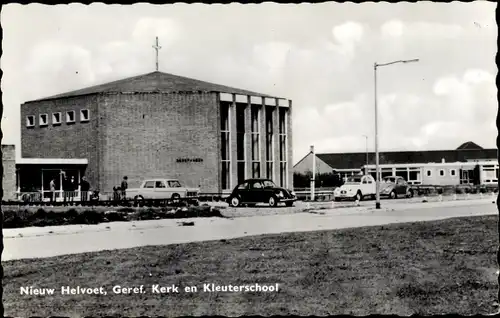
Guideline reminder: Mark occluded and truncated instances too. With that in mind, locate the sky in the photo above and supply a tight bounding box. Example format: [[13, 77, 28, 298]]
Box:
[[1, 2, 497, 164]]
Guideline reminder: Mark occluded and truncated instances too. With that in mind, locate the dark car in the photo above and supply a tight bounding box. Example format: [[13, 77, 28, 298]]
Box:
[[379, 176, 414, 199], [226, 178, 297, 207]]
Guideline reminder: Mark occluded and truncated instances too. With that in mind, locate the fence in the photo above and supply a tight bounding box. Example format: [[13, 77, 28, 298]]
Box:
[[292, 184, 498, 202], [3, 190, 198, 207], [3, 183, 497, 206]]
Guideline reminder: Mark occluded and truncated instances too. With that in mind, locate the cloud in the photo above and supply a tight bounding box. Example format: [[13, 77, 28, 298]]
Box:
[[332, 21, 364, 45], [380, 19, 404, 38], [1, 3, 496, 163], [463, 68, 495, 84], [432, 69, 496, 125], [330, 21, 364, 56], [23, 41, 96, 99], [252, 41, 292, 70], [131, 17, 182, 48], [381, 20, 463, 39]]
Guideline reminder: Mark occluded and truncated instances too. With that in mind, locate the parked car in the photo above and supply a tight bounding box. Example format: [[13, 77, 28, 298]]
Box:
[[226, 178, 297, 207], [380, 176, 414, 199], [126, 179, 199, 202], [334, 175, 376, 201]]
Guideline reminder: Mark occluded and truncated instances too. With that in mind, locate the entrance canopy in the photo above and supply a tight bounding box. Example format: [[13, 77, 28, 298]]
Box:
[[16, 158, 88, 165], [16, 158, 89, 201]]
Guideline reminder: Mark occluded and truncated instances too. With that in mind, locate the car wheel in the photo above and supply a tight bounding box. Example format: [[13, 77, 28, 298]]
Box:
[[230, 196, 241, 207], [134, 195, 144, 207], [390, 191, 397, 199], [371, 194, 376, 200], [407, 190, 414, 198], [354, 191, 362, 201], [334, 197, 341, 202], [171, 193, 181, 204], [268, 196, 278, 207]]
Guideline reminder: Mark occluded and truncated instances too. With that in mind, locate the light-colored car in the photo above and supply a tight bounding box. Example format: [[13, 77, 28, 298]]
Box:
[[126, 179, 199, 202], [334, 175, 376, 201]]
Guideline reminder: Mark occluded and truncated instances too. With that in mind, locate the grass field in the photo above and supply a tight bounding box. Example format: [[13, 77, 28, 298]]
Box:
[[3, 215, 500, 316]]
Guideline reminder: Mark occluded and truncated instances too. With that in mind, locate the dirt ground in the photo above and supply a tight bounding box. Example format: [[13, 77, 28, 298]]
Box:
[[3, 214, 499, 316]]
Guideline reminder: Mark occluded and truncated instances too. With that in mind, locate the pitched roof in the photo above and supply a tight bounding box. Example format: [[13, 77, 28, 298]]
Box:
[[456, 141, 483, 150], [316, 147, 498, 170], [26, 71, 279, 103]]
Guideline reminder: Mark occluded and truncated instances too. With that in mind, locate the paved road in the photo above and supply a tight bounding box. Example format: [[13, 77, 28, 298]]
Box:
[[2, 198, 497, 261]]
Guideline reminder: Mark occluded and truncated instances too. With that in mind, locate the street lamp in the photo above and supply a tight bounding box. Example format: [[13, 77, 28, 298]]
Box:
[[374, 59, 419, 209], [362, 135, 368, 173]]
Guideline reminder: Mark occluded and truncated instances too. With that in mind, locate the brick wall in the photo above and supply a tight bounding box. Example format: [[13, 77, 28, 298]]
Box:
[[1, 145, 16, 201], [20, 95, 100, 189], [99, 92, 220, 193]]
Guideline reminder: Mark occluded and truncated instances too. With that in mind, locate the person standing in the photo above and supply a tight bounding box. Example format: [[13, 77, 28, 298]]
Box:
[[121, 176, 128, 201], [49, 179, 56, 204], [62, 174, 70, 205], [70, 176, 77, 203], [80, 176, 90, 203]]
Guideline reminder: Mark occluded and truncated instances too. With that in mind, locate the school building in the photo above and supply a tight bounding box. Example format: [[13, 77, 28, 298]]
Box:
[[293, 141, 498, 186]]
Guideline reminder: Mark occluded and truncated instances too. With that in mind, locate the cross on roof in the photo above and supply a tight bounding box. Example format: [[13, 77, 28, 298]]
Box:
[[152, 36, 162, 71]]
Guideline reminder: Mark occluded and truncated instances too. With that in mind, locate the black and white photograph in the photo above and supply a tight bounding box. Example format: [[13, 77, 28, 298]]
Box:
[[0, 1, 498, 316]]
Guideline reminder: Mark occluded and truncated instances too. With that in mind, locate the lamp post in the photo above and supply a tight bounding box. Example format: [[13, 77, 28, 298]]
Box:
[[362, 135, 368, 173], [374, 59, 419, 209]]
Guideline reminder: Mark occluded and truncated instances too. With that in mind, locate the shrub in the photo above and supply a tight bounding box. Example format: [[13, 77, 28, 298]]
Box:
[[117, 207, 135, 213], [32, 208, 47, 219], [137, 209, 158, 220], [3, 211, 26, 228], [105, 211, 128, 222]]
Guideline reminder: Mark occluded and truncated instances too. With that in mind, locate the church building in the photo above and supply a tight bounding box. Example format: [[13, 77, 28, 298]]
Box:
[[19, 70, 293, 198]]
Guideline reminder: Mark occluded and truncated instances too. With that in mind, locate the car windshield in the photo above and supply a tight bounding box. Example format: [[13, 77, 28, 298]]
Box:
[[384, 177, 396, 183], [345, 176, 362, 184], [168, 181, 182, 188], [262, 180, 276, 188]]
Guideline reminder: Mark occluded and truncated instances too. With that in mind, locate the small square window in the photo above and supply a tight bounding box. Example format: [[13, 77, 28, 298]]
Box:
[[52, 112, 62, 125], [426, 170, 432, 177], [439, 169, 445, 177], [26, 116, 35, 127], [39, 114, 48, 126], [66, 111, 75, 123], [80, 109, 89, 122], [450, 169, 456, 176]]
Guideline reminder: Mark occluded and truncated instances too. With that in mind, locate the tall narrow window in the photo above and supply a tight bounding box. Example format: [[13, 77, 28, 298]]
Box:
[[278, 108, 287, 187], [236, 104, 246, 183], [265, 107, 274, 180], [220, 103, 231, 190], [251, 105, 261, 178]]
